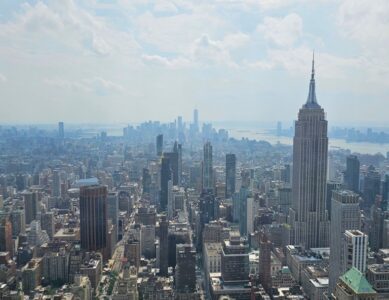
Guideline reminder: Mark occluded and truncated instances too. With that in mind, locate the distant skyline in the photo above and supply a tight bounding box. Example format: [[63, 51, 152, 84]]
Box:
[[0, 0, 389, 125]]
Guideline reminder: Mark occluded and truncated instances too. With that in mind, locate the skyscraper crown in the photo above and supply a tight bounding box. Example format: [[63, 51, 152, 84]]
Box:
[[304, 52, 321, 109]]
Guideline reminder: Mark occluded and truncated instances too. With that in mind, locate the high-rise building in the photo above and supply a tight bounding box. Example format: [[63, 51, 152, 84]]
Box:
[[0, 216, 13, 255], [289, 56, 329, 249], [225, 154, 236, 198], [258, 232, 272, 291], [239, 187, 249, 237], [175, 244, 196, 293], [333, 267, 377, 300], [107, 192, 118, 226], [140, 225, 156, 259], [221, 232, 249, 283], [173, 142, 183, 185], [343, 230, 368, 274], [58, 122, 64, 139], [52, 169, 61, 198], [159, 215, 169, 276], [381, 174, 389, 211], [164, 151, 179, 185], [79, 185, 108, 254], [23, 191, 38, 225], [156, 134, 163, 157], [202, 142, 213, 191], [11, 209, 25, 237], [142, 168, 151, 194], [329, 190, 361, 294], [41, 211, 55, 238], [160, 156, 172, 211], [345, 155, 360, 193], [326, 181, 341, 220], [363, 166, 381, 210], [193, 109, 199, 131]]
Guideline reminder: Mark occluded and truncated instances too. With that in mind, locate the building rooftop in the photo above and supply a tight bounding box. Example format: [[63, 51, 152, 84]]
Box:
[[340, 267, 376, 294]]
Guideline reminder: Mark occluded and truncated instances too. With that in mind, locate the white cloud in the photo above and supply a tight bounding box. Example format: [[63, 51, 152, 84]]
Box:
[[44, 77, 124, 95], [154, 1, 178, 13], [142, 54, 193, 68], [257, 13, 303, 47], [0, 0, 139, 57], [0, 73, 7, 83]]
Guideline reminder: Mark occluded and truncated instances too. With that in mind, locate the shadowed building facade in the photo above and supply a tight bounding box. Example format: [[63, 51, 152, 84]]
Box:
[[80, 185, 108, 255]]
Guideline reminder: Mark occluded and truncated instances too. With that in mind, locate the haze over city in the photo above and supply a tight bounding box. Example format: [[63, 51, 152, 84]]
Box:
[[1, 1, 389, 300]]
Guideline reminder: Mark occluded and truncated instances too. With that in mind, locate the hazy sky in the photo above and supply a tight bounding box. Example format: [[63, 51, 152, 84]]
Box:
[[0, 0, 388, 125]]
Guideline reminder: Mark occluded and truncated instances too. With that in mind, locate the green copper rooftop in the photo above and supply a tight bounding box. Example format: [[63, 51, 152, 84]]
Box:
[[340, 267, 376, 294]]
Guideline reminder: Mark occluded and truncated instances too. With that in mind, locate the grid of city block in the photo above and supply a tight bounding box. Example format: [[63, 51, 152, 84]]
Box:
[[0, 1, 389, 300]]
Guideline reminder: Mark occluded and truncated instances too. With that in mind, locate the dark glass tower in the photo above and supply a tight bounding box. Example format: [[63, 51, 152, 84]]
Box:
[[160, 156, 172, 211], [290, 55, 329, 248], [80, 185, 108, 253], [202, 142, 213, 191], [156, 134, 163, 157], [159, 215, 169, 276], [175, 244, 196, 293], [345, 155, 360, 193], [225, 153, 236, 198]]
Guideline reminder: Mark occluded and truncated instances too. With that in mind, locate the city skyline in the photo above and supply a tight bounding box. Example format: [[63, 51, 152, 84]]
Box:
[[0, 1, 389, 125]]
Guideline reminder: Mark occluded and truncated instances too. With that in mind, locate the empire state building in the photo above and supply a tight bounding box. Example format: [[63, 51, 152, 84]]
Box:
[[289, 56, 329, 248]]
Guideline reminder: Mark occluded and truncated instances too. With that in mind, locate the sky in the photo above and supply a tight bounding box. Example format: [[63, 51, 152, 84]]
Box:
[[0, 0, 388, 126]]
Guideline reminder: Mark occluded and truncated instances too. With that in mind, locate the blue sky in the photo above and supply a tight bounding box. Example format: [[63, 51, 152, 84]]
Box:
[[0, 0, 388, 126]]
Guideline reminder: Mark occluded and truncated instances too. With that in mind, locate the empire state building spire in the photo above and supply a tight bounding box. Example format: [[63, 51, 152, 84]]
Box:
[[304, 51, 320, 108], [290, 54, 329, 249]]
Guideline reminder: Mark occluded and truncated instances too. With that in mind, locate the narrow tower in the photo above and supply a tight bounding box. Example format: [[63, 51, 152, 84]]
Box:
[[289, 54, 329, 248]]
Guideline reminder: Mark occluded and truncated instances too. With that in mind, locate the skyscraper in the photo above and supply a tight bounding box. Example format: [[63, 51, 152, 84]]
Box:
[[23, 191, 38, 225], [363, 166, 381, 210], [258, 232, 272, 291], [343, 230, 368, 274], [159, 215, 169, 276], [58, 122, 64, 139], [329, 190, 361, 294], [175, 244, 196, 293], [289, 56, 329, 249], [225, 153, 236, 198], [345, 155, 360, 193], [165, 149, 179, 185], [193, 109, 199, 131], [221, 232, 249, 283], [202, 142, 213, 191], [79, 185, 108, 254], [107, 192, 118, 226], [156, 134, 163, 157], [160, 156, 172, 211]]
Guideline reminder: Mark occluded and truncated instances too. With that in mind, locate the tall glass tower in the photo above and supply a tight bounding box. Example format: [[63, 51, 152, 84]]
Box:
[[289, 55, 329, 249]]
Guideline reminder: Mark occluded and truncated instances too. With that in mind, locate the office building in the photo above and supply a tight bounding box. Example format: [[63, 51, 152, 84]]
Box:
[[333, 267, 377, 300], [345, 155, 360, 193], [156, 134, 163, 156], [221, 232, 249, 283], [225, 154, 236, 198], [79, 185, 108, 254], [290, 56, 329, 249], [329, 190, 361, 294], [23, 191, 38, 225], [343, 230, 368, 274], [259, 233, 272, 291], [160, 156, 172, 211], [175, 244, 196, 293], [363, 166, 381, 210], [159, 215, 169, 276], [58, 121, 64, 139], [202, 142, 213, 191]]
